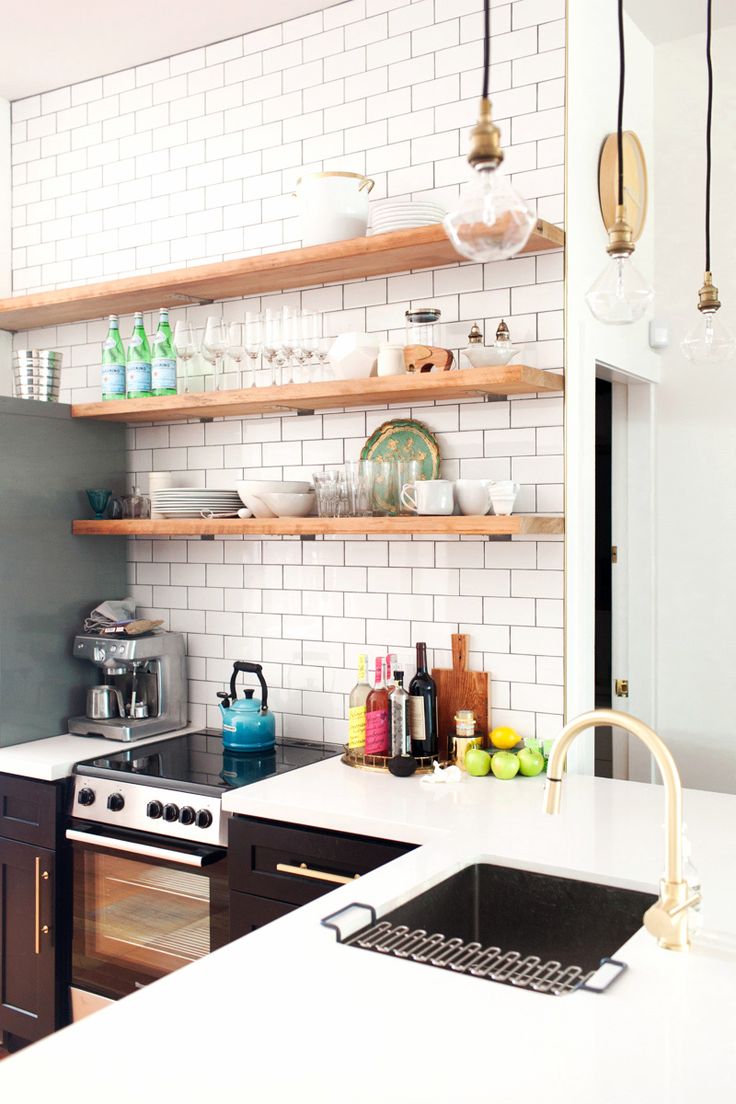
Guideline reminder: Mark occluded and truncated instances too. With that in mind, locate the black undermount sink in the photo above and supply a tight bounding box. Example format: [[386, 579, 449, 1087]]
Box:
[[339, 863, 657, 996]]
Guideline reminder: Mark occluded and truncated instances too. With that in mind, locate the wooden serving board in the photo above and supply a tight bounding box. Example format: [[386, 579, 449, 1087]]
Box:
[[432, 634, 490, 759]]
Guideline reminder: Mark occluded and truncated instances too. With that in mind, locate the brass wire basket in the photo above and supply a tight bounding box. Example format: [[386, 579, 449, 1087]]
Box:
[[341, 745, 450, 774]]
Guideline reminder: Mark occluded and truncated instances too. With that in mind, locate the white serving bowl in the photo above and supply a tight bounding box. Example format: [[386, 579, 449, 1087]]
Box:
[[328, 332, 380, 380], [259, 492, 316, 518], [236, 479, 313, 517], [462, 344, 519, 368]]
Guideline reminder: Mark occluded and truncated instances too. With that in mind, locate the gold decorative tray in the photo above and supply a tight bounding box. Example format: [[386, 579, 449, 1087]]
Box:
[[341, 745, 450, 774]]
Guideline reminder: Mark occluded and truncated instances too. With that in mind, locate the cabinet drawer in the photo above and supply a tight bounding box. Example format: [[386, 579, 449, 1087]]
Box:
[[230, 891, 297, 941], [229, 815, 415, 905], [0, 775, 63, 849]]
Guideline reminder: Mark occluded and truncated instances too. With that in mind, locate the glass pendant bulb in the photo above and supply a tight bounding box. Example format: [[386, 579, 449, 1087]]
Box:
[[444, 164, 536, 263], [585, 253, 654, 325], [681, 310, 736, 363]]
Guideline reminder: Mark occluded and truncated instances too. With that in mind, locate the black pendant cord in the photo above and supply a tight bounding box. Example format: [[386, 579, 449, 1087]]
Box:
[[616, 0, 625, 207], [705, 0, 713, 272], [482, 0, 490, 100]]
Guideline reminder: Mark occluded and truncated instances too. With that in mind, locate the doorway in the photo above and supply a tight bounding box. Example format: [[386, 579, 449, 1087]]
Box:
[[594, 378, 613, 777]]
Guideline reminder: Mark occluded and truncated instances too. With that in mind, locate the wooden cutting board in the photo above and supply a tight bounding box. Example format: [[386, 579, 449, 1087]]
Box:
[[432, 634, 490, 758]]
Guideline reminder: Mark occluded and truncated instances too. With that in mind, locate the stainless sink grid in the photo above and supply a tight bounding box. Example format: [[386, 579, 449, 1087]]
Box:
[[344, 918, 595, 996]]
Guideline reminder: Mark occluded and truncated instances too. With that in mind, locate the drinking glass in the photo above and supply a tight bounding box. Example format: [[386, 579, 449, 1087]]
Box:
[[315, 336, 334, 382], [313, 469, 348, 518], [372, 460, 405, 516], [262, 309, 283, 388], [173, 320, 198, 394], [299, 310, 320, 381], [397, 460, 422, 515], [203, 316, 229, 391], [281, 306, 301, 385], [227, 323, 245, 390], [243, 311, 263, 388], [344, 460, 375, 517], [86, 489, 112, 520]]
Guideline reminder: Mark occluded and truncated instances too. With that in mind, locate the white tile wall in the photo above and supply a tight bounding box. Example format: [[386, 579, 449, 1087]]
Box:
[[9, 0, 565, 745]]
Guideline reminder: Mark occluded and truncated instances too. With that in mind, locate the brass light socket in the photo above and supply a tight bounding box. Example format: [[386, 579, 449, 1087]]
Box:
[[697, 271, 721, 314], [606, 204, 635, 258], [467, 98, 504, 169]]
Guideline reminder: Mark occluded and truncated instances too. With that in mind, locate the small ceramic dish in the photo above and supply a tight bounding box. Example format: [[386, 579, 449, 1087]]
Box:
[[462, 344, 519, 368]]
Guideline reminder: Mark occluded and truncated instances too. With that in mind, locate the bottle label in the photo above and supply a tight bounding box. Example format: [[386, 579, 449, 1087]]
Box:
[[365, 710, 389, 755], [348, 705, 366, 749], [152, 357, 177, 390], [357, 654, 367, 682], [409, 696, 426, 741], [101, 364, 125, 397], [126, 362, 152, 393]]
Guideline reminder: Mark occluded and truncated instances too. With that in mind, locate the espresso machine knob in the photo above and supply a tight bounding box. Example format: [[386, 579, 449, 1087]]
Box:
[[107, 793, 125, 813], [77, 787, 95, 807]]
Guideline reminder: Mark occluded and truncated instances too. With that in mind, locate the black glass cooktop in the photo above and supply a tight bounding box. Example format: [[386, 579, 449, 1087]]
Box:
[[75, 730, 341, 797]]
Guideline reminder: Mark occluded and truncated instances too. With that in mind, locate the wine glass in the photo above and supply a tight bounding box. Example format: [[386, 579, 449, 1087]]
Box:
[[173, 320, 198, 394], [299, 310, 320, 381], [202, 316, 229, 391], [280, 306, 300, 385], [262, 308, 283, 388], [243, 311, 262, 389], [227, 322, 245, 390]]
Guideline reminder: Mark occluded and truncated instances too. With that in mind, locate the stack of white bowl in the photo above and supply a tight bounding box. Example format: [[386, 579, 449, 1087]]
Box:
[[369, 200, 446, 235], [236, 480, 315, 518], [13, 349, 63, 402]]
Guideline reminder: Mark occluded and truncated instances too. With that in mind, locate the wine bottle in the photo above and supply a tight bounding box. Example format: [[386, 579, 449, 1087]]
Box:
[[409, 642, 438, 758], [365, 657, 389, 756], [386, 653, 397, 693], [151, 308, 177, 397], [126, 312, 153, 398], [101, 315, 126, 401], [348, 653, 371, 750], [390, 671, 411, 757]]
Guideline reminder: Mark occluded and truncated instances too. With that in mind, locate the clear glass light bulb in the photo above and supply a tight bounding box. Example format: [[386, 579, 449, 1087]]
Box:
[[585, 254, 654, 325], [443, 165, 536, 262], [681, 310, 736, 363]]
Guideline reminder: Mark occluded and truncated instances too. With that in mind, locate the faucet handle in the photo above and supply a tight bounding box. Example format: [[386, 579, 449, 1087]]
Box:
[[644, 882, 701, 950]]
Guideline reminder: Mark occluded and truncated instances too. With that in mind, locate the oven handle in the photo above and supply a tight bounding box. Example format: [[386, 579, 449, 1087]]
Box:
[[65, 828, 224, 868]]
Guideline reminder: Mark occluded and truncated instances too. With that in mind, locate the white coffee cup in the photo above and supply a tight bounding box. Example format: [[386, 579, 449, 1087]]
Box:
[[489, 480, 520, 515], [454, 479, 492, 516], [377, 344, 406, 376], [400, 479, 454, 515]]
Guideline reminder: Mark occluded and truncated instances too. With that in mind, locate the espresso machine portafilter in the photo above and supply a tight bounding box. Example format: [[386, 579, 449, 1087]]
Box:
[[69, 632, 187, 741]]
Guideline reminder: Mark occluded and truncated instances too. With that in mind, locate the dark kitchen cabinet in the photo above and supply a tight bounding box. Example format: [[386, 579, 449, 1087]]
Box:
[[229, 815, 416, 941], [0, 773, 70, 1048]]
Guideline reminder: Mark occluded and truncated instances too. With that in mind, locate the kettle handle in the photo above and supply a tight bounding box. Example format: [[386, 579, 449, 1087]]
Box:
[[230, 662, 269, 714]]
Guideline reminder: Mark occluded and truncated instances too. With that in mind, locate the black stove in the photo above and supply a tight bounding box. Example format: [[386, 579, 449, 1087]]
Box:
[[70, 730, 340, 847]]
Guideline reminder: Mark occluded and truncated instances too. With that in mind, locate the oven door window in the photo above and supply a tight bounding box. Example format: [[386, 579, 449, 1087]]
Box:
[[73, 842, 228, 1001]]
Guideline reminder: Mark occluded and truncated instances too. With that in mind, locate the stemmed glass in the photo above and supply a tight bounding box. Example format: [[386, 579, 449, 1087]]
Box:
[[203, 316, 229, 391], [243, 312, 263, 389], [227, 323, 245, 390], [173, 320, 198, 394], [280, 306, 301, 385], [298, 310, 320, 383], [263, 308, 284, 387]]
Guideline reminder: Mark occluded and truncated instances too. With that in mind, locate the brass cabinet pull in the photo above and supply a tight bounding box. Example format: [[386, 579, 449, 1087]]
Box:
[[275, 861, 360, 886], [34, 858, 50, 955]]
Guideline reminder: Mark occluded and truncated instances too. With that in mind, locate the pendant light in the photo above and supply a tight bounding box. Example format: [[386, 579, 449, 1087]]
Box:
[[443, 0, 535, 262], [586, 0, 654, 324], [681, 0, 736, 363]]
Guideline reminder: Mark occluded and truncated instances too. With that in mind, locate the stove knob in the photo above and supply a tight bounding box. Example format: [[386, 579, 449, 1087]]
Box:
[[162, 803, 179, 823], [195, 809, 213, 830], [107, 793, 125, 813], [146, 800, 163, 820], [77, 787, 95, 807], [179, 806, 195, 826]]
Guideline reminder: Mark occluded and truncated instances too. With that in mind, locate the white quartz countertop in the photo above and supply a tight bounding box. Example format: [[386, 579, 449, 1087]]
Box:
[[0, 726, 198, 781], [2, 752, 735, 1101]]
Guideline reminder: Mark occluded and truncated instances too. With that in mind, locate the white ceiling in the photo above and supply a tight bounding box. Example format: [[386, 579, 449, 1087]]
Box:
[[0, 0, 341, 100], [626, 0, 736, 45]]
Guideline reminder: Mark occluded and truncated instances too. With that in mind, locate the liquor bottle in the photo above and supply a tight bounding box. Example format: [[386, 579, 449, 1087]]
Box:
[[390, 671, 411, 757], [386, 653, 397, 694], [365, 657, 389, 756], [151, 308, 177, 397], [348, 653, 371, 750], [409, 642, 438, 758], [126, 312, 152, 398], [101, 315, 126, 401]]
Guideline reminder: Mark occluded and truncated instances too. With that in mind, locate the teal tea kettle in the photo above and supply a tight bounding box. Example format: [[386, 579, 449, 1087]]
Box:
[[217, 662, 276, 753]]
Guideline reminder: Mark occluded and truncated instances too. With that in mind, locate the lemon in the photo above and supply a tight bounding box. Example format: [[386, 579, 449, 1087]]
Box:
[[489, 725, 521, 750]]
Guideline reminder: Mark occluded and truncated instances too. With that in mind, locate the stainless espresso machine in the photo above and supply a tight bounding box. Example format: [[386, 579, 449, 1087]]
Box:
[[69, 632, 187, 741]]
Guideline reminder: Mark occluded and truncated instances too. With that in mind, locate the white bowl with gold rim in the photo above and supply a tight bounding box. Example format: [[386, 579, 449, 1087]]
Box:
[[295, 171, 375, 247]]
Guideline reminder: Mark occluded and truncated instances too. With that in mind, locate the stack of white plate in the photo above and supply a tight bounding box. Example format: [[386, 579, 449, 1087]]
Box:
[[369, 200, 446, 235], [150, 488, 243, 518]]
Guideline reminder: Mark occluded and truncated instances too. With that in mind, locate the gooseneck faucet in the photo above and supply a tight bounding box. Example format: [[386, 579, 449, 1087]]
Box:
[[544, 709, 701, 951]]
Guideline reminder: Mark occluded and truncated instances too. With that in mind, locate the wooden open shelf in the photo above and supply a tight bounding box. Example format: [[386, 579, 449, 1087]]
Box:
[[0, 221, 564, 332], [72, 515, 564, 538], [70, 364, 563, 423]]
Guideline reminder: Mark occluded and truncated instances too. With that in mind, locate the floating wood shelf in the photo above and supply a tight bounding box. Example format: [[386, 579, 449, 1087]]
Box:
[[0, 221, 564, 332], [70, 364, 563, 423], [72, 515, 564, 538]]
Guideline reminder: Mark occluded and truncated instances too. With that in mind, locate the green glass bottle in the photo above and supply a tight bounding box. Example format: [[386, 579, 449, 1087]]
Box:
[[151, 308, 177, 397], [125, 312, 153, 399], [101, 315, 126, 401]]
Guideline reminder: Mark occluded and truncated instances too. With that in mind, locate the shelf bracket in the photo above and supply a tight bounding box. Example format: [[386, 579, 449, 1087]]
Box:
[[300, 534, 316, 541], [169, 293, 214, 305], [199, 417, 214, 423], [487, 534, 512, 542], [200, 534, 215, 541]]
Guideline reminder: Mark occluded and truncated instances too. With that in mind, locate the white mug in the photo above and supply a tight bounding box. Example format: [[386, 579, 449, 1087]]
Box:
[[400, 479, 454, 515], [489, 480, 520, 516], [454, 479, 492, 516], [377, 344, 406, 376]]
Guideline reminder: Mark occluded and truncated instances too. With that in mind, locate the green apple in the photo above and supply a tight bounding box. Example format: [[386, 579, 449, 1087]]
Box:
[[465, 748, 492, 776], [517, 747, 545, 777], [490, 751, 520, 780]]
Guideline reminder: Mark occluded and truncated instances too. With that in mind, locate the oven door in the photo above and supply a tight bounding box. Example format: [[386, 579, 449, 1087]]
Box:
[[67, 823, 228, 1007]]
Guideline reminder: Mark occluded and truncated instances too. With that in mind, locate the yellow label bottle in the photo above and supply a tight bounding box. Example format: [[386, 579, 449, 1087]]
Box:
[[348, 653, 370, 749]]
